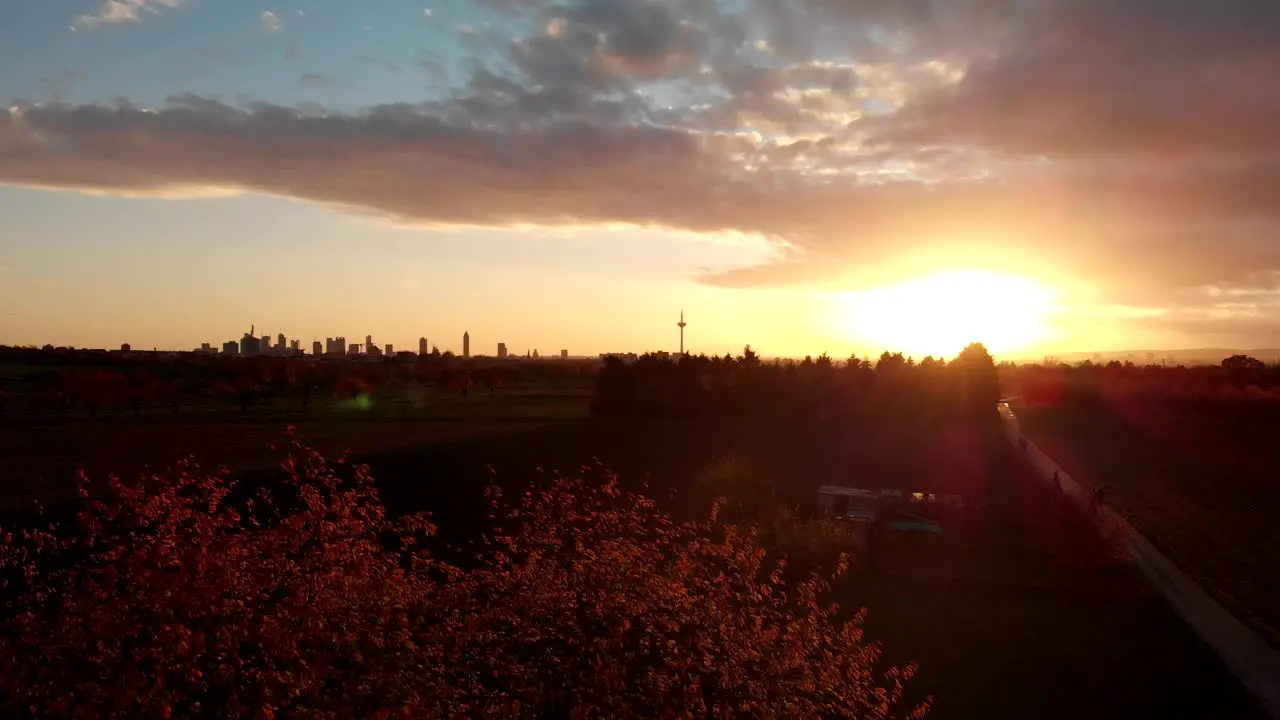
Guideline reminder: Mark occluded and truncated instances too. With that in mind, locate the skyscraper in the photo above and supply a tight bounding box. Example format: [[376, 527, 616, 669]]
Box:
[[419, 337, 428, 355], [312, 340, 323, 356], [497, 342, 507, 358], [241, 326, 261, 356], [463, 331, 470, 358]]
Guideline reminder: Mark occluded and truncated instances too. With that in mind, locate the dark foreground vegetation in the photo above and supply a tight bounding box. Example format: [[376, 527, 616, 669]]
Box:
[[1006, 357, 1280, 649], [0, 437, 928, 719], [0, 344, 1268, 718]]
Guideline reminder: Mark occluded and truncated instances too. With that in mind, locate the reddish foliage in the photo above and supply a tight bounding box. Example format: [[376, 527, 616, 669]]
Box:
[[60, 369, 125, 416], [0, 435, 928, 719], [333, 375, 373, 400]]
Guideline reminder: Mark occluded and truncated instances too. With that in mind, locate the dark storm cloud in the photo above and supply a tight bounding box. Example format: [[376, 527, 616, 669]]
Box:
[[5, 0, 1280, 319]]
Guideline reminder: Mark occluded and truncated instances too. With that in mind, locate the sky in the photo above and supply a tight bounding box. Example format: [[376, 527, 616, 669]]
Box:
[[2, 0, 1279, 359]]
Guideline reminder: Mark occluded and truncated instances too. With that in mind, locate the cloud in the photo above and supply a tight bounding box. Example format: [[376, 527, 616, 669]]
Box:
[[861, 1, 1280, 161], [72, 0, 186, 30], [260, 10, 282, 32], [300, 74, 338, 88], [11, 0, 1280, 328], [356, 56, 401, 74]]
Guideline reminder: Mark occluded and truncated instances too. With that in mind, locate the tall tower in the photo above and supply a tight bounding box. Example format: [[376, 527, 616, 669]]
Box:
[[463, 331, 470, 358], [677, 310, 687, 355]]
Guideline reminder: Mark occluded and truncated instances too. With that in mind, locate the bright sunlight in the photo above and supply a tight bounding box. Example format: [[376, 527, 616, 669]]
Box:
[[836, 269, 1063, 359]]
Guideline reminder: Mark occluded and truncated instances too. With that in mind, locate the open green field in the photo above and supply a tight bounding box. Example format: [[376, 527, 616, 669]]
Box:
[[1015, 394, 1280, 650]]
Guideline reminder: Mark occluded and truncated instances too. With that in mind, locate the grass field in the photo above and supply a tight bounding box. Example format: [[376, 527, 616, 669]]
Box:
[[1015, 394, 1280, 651], [0, 389, 590, 509], [0, 394, 1265, 718]]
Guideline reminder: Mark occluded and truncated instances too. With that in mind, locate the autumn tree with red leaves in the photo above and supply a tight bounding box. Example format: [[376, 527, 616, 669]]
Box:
[[0, 436, 929, 719]]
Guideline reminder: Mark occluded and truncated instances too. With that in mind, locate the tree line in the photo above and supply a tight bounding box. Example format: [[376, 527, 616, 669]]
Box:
[[0, 349, 596, 418], [592, 343, 1002, 422], [1004, 353, 1280, 407]]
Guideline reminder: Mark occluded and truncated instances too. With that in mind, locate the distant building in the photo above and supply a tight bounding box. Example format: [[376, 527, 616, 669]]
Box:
[[241, 327, 261, 356], [120, 343, 131, 353], [532, 349, 539, 359], [278, 333, 287, 351], [222, 340, 239, 355], [348, 344, 362, 357], [560, 349, 568, 358], [419, 337, 428, 355], [497, 342, 508, 358], [290, 339, 300, 352], [463, 331, 470, 358], [385, 344, 393, 355], [312, 340, 323, 356], [326, 336, 346, 356], [199, 342, 215, 353]]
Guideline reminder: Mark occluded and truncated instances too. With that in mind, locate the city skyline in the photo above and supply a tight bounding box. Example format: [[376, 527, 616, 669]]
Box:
[[94, 313, 702, 358]]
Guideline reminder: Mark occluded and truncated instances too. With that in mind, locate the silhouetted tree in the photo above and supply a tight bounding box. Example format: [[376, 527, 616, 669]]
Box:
[[233, 373, 259, 413], [952, 343, 1001, 417], [1222, 354, 1266, 385]]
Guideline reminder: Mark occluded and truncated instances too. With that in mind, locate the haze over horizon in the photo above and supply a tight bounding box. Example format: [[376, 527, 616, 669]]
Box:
[[3, 0, 1279, 358]]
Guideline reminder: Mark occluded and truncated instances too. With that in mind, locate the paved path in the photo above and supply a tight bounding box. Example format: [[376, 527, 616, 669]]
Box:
[[999, 402, 1280, 719]]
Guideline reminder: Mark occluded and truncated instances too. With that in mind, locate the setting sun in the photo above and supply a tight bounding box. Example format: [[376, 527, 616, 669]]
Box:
[[835, 269, 1063, 359]]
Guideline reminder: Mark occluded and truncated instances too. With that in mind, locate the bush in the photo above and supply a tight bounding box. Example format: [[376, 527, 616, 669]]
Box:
[[0, 434, 929, 719]]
